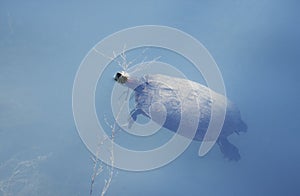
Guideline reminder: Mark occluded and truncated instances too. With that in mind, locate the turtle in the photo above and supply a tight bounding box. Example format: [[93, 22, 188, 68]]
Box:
[[114, 71, 247, 161]]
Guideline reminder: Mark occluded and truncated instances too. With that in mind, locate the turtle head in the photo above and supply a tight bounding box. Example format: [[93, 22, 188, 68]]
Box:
[[114, 71, 144, 91], [114, 71, 129, 84]]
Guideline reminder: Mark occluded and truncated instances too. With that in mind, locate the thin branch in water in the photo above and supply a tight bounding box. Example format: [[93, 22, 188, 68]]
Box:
[[90, 46, 159, 196]]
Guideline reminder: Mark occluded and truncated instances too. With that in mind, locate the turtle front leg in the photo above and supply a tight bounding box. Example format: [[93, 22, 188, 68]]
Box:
[[128, 108, 144, 128]]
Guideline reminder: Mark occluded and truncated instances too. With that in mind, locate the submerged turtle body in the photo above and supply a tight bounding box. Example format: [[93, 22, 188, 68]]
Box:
[[115, 72, 247, 161]]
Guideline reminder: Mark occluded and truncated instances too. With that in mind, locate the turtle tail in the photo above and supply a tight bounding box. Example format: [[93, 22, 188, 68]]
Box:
[[217, 137, 241, 161]]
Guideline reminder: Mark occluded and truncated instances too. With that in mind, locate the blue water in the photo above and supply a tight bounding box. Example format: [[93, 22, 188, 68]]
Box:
[[1, 0, 300, 195]]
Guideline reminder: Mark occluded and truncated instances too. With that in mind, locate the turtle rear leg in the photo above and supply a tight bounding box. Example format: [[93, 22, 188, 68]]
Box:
[[217, 137, 241, 161]]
